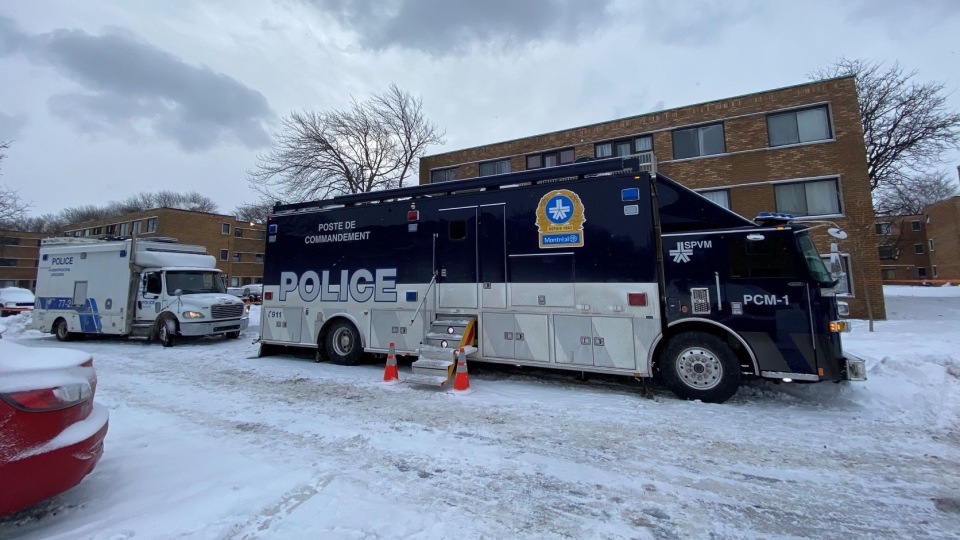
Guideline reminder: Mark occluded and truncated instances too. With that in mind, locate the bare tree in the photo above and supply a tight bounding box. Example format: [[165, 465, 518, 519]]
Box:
[[874, 170, 959, 216], [249, 84, 445, 202], [234, 201, 275, 224], [0, 141, 32, 228], [811, 58, 960, 192]]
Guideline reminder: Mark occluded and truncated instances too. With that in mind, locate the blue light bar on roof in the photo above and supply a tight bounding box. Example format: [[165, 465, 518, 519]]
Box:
[[754, 211, 795, 221]]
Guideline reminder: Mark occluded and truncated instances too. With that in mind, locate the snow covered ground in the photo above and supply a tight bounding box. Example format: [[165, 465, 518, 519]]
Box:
[[1, 286, 959, 539]]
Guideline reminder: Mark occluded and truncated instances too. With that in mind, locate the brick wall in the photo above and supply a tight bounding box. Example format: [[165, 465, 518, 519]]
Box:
[[925, 197, 960, 280], [420, 77, 886, 319], [0, 230, 46, 290]]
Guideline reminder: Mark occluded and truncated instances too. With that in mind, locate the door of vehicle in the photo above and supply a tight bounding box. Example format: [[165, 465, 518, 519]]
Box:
[[136, 271, 163, 322], [725, 234, 818, 378], [478, 204, 507, 309], [437, 207, 478, 309]]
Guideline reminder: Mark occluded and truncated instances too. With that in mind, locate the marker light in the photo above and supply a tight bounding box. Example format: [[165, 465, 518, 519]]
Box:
[[829, 320, 851, 333], [782, 378, 793, 383], [408, 210, 420, 221], [628, 293, 647, 306], [264, 292, 273, 300]]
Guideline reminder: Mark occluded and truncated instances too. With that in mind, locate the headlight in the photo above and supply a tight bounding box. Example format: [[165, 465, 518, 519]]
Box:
[[244, 304, 251, 315], [837, 301, 850, 317], [181, 311, 205, 319]]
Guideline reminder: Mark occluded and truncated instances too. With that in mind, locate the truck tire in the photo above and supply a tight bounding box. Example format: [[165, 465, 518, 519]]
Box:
[[661, 331, 741, 404], [158, 317, 177, 348], [54, 318, 74, 342], [226, 331, 241, 339], [324, 320, 362, 366]]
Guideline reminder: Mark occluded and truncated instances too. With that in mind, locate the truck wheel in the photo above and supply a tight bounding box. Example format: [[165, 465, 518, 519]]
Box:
[[324, 320, 362, 366], [54, 318, 74, 342], [226, 331, 241, 339], [661, 331, 741, 403], [158, 317, 177, 348]]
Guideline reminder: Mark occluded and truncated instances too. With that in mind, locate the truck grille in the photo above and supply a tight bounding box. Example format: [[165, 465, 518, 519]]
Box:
[[211, 304, 244, 319]]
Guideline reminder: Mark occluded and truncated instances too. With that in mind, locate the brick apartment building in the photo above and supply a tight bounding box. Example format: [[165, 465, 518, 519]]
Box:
[[0, 230, 47, 290], [420, 76, 885, 319], [62, 208, 266, 287], [875, 215, 935, 281], [926, 196, 960, 280]]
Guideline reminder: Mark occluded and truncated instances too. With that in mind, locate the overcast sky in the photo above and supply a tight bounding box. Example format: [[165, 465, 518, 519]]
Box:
[[1, 0, 959, 216]]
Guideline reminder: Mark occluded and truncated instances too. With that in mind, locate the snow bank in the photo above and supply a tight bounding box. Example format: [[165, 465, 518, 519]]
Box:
[[884, 283, 960, 297]]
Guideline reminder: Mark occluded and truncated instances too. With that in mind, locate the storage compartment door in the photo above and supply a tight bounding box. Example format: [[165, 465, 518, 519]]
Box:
[[370, 309, 425, 352], [481, 312, 515, 359], [514, 314, 549, 362], [591, 317, 636, 369], [262, 307, 303, 343], [553, 315, 593, 365]]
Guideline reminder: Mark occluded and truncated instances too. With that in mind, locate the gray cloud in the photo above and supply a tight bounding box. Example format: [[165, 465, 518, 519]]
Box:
[[307, 0, 616, 54], [0, 111, 28, 140], [0, 16, 274, 152]]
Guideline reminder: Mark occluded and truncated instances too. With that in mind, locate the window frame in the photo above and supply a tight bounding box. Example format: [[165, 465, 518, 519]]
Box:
[[914, 244, 924, 255], [917, 267, 928, 279], [595, 135, 653, 159], [928, 239, 935, 252], [911, 220, 922, 231], [881, 268, 898, 280], [146, 217, 157, 233], [131, 221, 141, 235], [119, 222, 129, 236], [478, 158, 511, 177], [933, 265, 939, 278], [222, 223, 231, 235], [255, 253, 264, 264], [766, 104, 833, 147], [235, 227, 243, 238], [256, 230, 266, 240], [526, 148, 575, 170], [875, 222, 892, 236], [430, 167, 460, 183], [233, 252, 241, 263], [773, 177, 843, 218], [698, 189, 731, 210], [672, 122, 726, 160], [219, 249, 228, 261]]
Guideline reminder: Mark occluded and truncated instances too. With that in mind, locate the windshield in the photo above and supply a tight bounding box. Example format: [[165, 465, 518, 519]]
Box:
[[797, 233, 833, 283], [165, 271, 226, 295]]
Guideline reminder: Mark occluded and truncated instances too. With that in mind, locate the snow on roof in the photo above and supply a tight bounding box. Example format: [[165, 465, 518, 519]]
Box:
[[0, 287, 35, 303]]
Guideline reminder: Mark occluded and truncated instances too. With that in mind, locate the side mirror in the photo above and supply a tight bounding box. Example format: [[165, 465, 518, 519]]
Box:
[[827, 227, 848, 240], [829, 243, 843, 279]]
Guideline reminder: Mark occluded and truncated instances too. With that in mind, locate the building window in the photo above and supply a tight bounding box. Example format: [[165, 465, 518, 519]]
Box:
[[146, 218, 157, 233], [933, 265, 939, 278], [929, 239, 935, 252], [255, 253, 264, 264], [911, 220, 921, 231], [220, 249, 228, 261], [698, 189, 730, 210], [819, 253, 853, 296], [256, 230, 266, 240], [926, 214, 931, 224], [235, 227, 243, 238], [767, 105, 832, 147], [430, 167, 459, 183], [0, 259, 16, 267], [231, 277, 240, 287], [0, 236, 19, 246], [132, 221, 141, 235], [774, 178, 841, 217], [914, 244, 924, 254], [233, 252, 241, 262], [93, 227, 102, 235], [222, 223, 231, 235], [83, 229, 91, 237], [106, 224, 115, 234], [672, 123, 725, 159], [120, 222, 129, 236], [917, 267, 928, 278], [878, 245, 898, 260], [479, 159, 511, 177], [526, 148, 575, 170], [881, 268, 897, 280], [875, 223, 891, 235], [596, 135, 653, 159]]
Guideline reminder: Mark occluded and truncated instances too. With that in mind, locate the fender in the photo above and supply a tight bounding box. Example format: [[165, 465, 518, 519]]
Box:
[[645, 318, 760, 376], [318, 311, 367, 349]]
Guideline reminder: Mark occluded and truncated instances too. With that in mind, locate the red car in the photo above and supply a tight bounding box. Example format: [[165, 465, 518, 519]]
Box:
[[0, 337, 109, 516]]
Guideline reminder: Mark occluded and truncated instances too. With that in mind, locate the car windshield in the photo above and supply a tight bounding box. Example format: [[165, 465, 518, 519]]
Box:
[[164, 271, 225, 295], [797, 233, 833, 283]]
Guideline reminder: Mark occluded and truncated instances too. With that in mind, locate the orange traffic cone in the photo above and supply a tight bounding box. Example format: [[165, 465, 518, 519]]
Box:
[[383, 342, 400, 384], [452, 347, 472, 393]]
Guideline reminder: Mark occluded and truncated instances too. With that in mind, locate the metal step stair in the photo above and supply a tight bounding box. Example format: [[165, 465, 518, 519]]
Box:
[[407, 315, 477, 387]]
